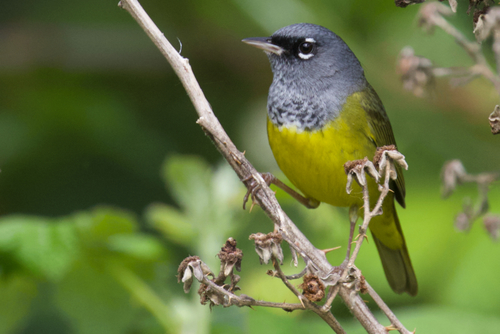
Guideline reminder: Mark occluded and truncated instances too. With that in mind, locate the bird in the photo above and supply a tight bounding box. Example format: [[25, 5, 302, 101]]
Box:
[[242, 23, 417, 296]]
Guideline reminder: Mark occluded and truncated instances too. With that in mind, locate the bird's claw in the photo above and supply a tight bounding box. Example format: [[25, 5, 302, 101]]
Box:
[[242, 173, 274, 210]]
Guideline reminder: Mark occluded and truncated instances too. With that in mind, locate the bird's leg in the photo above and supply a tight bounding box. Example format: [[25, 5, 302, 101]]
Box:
[[242, 172, 320, 210]]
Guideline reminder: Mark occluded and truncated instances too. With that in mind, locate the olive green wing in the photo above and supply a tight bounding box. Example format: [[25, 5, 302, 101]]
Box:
[[359, 84, 406, 208]]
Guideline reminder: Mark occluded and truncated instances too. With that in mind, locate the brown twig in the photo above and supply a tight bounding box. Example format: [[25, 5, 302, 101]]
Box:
[[441, 160, 500, 236], [400, 3, 500, 96], [366, 281, 414, 334], [272, 258, 346, 333], [323, 149, 408, 313], [202, 276, 305, 310]]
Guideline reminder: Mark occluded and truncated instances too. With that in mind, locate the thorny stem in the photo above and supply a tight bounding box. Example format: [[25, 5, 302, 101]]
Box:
[[272, 258, 303, 297], [426, 4, 500, 94], [366, 281, 413, 334], [322, 161, 393, 312], [272, 258, 346, 334], [285, 267, 308, 280], [201, 275, 305, 310], [456, 170, 498, 225], [350, 163, 392, 267]]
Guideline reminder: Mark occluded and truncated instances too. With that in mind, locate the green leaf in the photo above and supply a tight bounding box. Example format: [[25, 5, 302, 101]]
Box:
[[107, 234, 165, 261], [88, 206, 138, 238], [145, 203, 194, 245], [73, 206, 139, 246], [0, 275, 37, 334], [55, 262, 136, 334], [162, 155, 212, 216], [0, 216, 79, 281]]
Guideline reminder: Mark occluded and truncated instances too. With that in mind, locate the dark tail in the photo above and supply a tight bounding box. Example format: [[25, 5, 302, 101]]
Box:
[[371, 206, 418, 296]]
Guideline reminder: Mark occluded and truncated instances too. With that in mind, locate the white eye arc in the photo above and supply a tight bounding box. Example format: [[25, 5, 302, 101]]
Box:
[[298, 38, 316, 60], [298, 53, 314, 59]]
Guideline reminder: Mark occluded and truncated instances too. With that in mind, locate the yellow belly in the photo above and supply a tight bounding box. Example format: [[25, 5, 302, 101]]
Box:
[[267, 95, 376, 207]]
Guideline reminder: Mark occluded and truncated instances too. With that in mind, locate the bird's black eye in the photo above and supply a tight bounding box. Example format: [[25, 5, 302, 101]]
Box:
[[299, 42, 314, 54]]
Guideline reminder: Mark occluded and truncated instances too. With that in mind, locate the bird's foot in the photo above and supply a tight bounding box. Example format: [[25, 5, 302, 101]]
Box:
[[242, 172, 274, 210]]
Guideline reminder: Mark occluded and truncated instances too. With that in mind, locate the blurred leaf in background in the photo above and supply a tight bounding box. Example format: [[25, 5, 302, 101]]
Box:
[[146, 155, 247, 334], [0, 207, 171, 333]]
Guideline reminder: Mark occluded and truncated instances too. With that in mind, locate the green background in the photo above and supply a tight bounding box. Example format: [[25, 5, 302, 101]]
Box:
[[1, 0, 499, 333]]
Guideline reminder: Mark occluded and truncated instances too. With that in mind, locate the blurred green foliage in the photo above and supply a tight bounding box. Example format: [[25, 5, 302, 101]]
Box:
[[1, 0, 500, 333]]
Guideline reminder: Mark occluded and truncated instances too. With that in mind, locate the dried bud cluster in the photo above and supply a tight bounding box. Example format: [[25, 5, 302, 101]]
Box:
[[373, 145, 408, 177], [395, 0, 457, 12], [489, 105, 500, 135], [177, 256, 213, 294], [469, 0, 495, 29], [177, 238, 244, 308], [249, 232, 284, 265], [418, 2, 454, 32], [218, 237, 243, 276], [455, 211, 471, 232], [441, 160, 467, 198], [472, 6, 500, 45], [344, 147, 407, 195], [394, 0, 425, 8], [298, 274, 325, 302], [344, 158, 379, 194], [398, 47, 435, 97], [342, 267, 367, 295], [455, 197, 491, 232], [442, 160, 500, 238], [483, 215, 500, 240], [454, 199, 474, 232]]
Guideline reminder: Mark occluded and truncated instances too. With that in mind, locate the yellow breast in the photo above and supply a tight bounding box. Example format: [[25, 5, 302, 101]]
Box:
[[267, 93, 377, 207]]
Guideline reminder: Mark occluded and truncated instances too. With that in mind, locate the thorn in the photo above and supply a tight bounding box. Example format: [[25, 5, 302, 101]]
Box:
[[298, 296, 306, 308], [353, 234, 369, 243], [385, 325, 399, 331], [249, 198, 258, 213], [242, 150, 246, 155], [231, 152, 241, 165], [176, 37, 183, 54], [322, 246, 342, 254]]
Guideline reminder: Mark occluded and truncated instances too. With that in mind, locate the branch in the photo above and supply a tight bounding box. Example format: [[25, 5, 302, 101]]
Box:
[[441, 160, 500, 238], [399, 3, 500, 134], [322, 149, 410, 323], [366, 281, 414, 334], [400, 3, 500, 95], [272, 258, 346, 333], [119, 1, 410, 332]]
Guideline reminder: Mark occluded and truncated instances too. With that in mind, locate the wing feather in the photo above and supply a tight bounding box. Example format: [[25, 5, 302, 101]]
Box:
[[359, 84, 406, 208]]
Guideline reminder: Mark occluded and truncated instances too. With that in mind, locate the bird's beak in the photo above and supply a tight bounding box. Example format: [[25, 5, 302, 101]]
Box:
[[242, 37, 284, 56]]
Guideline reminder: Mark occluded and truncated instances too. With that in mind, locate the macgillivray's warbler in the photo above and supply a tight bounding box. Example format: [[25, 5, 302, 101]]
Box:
[[242, 23, 417, 296]]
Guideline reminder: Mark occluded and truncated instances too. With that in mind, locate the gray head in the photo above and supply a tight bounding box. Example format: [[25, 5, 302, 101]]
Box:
[[243, 23, 367, 131]]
